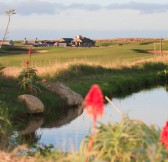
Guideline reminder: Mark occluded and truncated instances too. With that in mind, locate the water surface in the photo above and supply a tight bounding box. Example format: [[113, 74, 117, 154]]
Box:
[[36, 86, 168, 152]]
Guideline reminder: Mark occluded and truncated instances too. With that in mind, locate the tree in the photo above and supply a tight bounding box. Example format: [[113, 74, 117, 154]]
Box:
[[0, 9, 16, 49]]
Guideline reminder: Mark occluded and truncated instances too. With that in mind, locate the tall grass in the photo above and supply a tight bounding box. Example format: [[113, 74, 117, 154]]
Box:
[[0, 103, 12, 151], [2, 53, 168, 79]]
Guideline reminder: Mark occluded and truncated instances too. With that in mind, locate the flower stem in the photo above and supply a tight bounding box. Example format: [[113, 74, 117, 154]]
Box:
[[105, 96, 123, 116], [85, 120, 96, 162]]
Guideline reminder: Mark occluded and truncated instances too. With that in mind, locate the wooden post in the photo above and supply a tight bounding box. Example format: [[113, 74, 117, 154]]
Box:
[[160, 38, 163, 56], [154, 41, 156, 57]]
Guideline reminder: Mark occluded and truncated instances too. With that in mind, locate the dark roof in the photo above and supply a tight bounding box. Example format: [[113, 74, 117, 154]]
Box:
[[81, 37, 95, 42], [58, 38, 73, 43], [72, 37, 95, 43]]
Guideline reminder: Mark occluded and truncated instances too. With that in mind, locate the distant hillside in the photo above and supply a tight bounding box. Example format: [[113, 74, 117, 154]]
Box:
[[94, 38, 160, 43]]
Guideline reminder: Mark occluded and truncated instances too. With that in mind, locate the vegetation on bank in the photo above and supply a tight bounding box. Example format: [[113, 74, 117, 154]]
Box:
[[1, 61, 168, 117]]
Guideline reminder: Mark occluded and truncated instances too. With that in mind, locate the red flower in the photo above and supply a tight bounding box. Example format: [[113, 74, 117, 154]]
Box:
[[28, 49, 32, 55], [24, 61, 29, 68], [41, 79, 46, 83], [24, 61, 29, 65], [84, 84, 104, 122], [42, 144, 45, 149], [161, 121, 168, 150]]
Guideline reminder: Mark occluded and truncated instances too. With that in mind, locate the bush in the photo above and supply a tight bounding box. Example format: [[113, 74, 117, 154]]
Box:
[[17, 67, 44, 94], [158, 68, 168, 83], [82, 117, 168, 162]]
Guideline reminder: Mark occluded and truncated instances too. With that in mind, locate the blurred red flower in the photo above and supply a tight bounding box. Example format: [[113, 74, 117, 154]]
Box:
[[25, 61, 29, 64], [84, 84, 104, 122], [161, 121, 168, 150], [42, 144, 45, 149], [24, 61, 29, 68], [41, 79, 46, 83], [28, 49, 32, 55]]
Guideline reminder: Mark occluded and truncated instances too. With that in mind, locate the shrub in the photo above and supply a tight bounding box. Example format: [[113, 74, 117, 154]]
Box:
[[27, 144, 54, 157], [158, 68, 168, 83], [17, 66, 44, 94], [82, 117, 168, 162]]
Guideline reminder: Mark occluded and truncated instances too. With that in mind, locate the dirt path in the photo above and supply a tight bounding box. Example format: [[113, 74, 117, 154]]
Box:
[[130, 54, 168, 67], [34, 50, 48, 53]]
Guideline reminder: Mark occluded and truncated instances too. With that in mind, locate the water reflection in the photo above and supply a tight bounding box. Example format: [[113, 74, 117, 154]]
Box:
[[19, 116, 44, 135], [44, 104, 83, 128], [37, 104, 84, 151], [9, 104, 83, 151], [111, 86, 168, 127]]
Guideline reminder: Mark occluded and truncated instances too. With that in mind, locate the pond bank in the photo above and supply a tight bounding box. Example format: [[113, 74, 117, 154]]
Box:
[[1, 62, 168, 117]]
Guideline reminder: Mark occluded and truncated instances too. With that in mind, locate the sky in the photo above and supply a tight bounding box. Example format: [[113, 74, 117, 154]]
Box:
[[0, 0, 168, 40]]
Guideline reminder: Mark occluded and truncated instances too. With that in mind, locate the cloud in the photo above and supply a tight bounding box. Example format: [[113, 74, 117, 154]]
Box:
[[0, 0, 64, 15], [106, 2, 168, 14], [0, 1, 168, 15], [16, 1, 62, 15], [68, 3, 101, 11]]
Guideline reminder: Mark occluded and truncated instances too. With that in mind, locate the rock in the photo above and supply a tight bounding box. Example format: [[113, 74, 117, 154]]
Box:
[[45, 82, 83, 106], [18, 94, 44, 113]]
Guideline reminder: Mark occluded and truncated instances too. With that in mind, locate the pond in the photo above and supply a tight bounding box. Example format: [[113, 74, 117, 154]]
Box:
[[32, 86, 168, 152]]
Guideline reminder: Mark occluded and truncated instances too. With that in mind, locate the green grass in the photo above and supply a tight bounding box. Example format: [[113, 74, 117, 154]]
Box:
[[48, 62, 167, 98], [1, 40, 168, 69], [0, 42, 157, 67]]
